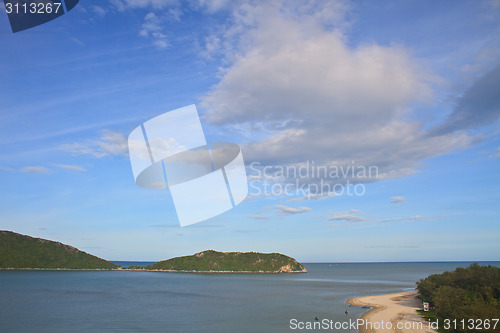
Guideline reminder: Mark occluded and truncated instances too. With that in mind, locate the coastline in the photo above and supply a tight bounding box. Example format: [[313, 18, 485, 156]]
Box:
[[347, 290, 435, 333], [0, 267, 307, 274]]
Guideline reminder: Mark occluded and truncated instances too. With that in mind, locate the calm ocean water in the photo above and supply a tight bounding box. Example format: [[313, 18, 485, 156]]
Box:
[[1, 262, 498, 333]]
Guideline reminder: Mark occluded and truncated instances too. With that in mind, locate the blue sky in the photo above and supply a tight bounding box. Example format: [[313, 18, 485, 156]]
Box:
[[0, 0, 499, 262]]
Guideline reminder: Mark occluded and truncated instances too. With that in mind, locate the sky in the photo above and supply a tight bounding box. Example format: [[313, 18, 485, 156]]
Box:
[[0, 0, 499, 262]]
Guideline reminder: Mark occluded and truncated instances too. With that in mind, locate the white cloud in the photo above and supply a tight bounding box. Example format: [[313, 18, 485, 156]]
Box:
[[201, 34, 222, 59], [248, 215, 270, 220], [21, 166, 49, 174], [111, 0, 177, 10], [329, 210, 365, 223], [329, 211, 448, 228], [274, 204, 311, 215], [168, 7, 183, 21], [91, 5, 107, 17], [53, 164, 87, 172], [140, 12, 169, 49], [364, 245, 418, 249], [390, 196, 407, 204], [60, 130, 128, 158], [199, 0, 476, 185], [376, 215, 441, 223], [285, 192, 333, 202]]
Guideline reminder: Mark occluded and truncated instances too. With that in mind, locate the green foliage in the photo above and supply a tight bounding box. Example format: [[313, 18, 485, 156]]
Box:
[[417, 263, 500, 332], [144, 250, 306, 272], [0, 230, 118, 269]]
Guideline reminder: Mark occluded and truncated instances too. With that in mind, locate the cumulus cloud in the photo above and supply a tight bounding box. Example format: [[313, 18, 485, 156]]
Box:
[[99, 0, 489, 189], [60, 130, 128, 158], [198, 0, 476, 186], [21, 166, 49, 174], [274, 204, 311, 215]]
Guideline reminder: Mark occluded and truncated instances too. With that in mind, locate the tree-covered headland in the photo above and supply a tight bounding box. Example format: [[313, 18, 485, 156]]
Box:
[[417, 263, 500, 332]]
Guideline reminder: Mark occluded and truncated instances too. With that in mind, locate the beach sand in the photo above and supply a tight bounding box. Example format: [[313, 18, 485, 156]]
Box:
[[347, 291, 435, 333]]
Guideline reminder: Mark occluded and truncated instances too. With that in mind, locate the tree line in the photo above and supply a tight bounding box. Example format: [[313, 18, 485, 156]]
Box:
[[417, 263, 500, 332]]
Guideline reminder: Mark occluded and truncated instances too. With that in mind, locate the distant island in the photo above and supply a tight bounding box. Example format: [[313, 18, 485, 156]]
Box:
[[131, 250, 307, 273], [0, 230, 306, 273], [0, 230, 118, 269]]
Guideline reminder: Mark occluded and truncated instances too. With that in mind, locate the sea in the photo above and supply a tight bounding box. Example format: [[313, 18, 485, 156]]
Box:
[[1, 261, 498, 333]]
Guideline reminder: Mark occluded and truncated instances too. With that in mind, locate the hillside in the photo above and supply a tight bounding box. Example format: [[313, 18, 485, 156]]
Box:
[[417, 263, 500, 332], [0, 231, 118, 269], [142, 250, 307, 273]]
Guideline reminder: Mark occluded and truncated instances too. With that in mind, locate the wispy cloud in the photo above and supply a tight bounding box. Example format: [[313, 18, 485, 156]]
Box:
[[91, 5, 107, 17], [391, 196, 407, 204], [21, 166, 49, 174], [274, 204, 311, 215], [235, 229, 261, 233], [140, 12, 169, 49], [286, 192, 334, 202], [492, 146, 500, 158], [328, 210, 448, 227], [60, 130, 128, 158], [149, 224, 177, 228], [430, 64, 500, 135], [53, 164, 87, 172], [111, 0, 177, 10], [364, 245, 418, 249], [376, 215, 439, 223], [0, 116, 142, 147], [329, 210, 366, 223], [248, 215, 270, 220]]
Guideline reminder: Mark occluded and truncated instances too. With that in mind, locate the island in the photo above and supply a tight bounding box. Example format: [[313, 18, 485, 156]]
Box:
[[131, 250, 307, 273], [0, 230, 118, 269], [0, 230, 306, 273]]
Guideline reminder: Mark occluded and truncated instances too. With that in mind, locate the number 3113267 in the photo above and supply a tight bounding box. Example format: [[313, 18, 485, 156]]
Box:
[[5, 2, 62, 14]]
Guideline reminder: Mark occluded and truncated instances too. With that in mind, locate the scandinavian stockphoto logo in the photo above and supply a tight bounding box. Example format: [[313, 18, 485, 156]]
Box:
[[3, 0, 79, 33], [128, 105, 248, 227]]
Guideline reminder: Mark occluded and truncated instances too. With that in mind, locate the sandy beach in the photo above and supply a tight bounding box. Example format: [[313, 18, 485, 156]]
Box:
[[347, 291, 435, 333]]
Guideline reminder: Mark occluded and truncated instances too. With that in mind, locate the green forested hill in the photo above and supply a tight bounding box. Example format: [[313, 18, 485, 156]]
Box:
[[143, 250, 307, 273], [417, 263, 500, 332], [0, 230, 118, 269]]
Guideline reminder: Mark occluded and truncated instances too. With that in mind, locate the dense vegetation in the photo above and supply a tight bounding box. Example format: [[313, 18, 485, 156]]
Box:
[[141, 250, 307, 272], [0, 231, 118, 269], [417, 263, 500, 332]]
